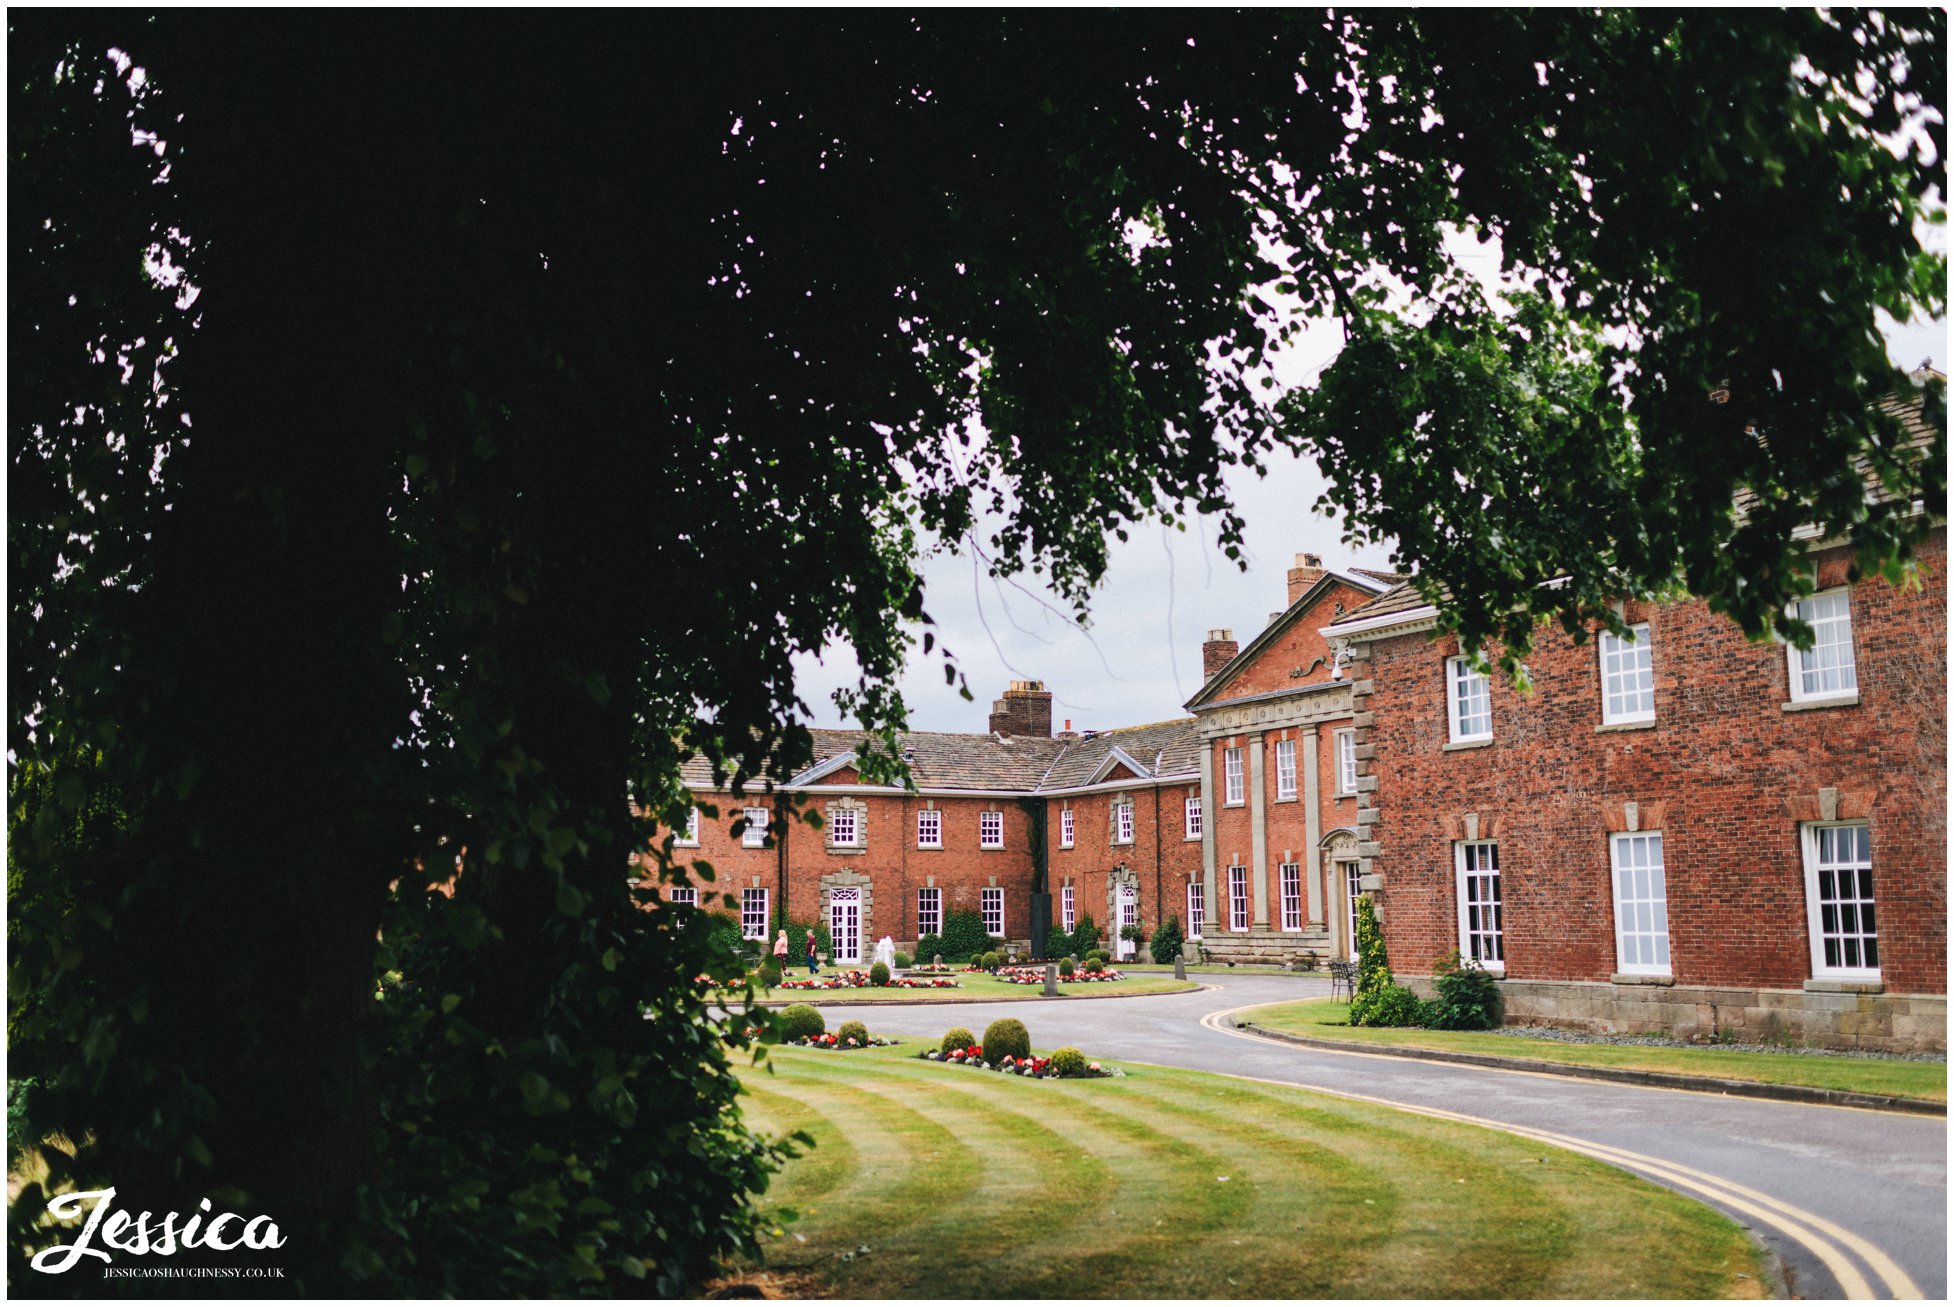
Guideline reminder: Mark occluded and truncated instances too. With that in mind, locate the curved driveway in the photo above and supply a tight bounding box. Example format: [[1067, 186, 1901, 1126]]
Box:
[[813, 973, 1945, 1300]]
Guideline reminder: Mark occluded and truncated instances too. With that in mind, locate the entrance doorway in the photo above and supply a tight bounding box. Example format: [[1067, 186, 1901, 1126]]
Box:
[[828, 887, 861, 966], [1116, 883, 1139, 961], [1341, 861, 1363, 960]]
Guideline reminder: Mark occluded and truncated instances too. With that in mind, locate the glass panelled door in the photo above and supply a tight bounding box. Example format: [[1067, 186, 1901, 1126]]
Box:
[[1342, 861, 1363, 960], [829, 888, 861, 966], [1117, 884, 1138, 960]]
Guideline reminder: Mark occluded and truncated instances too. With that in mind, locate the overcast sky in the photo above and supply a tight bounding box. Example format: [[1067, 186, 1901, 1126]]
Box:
[[791, 309, 1946, 735]]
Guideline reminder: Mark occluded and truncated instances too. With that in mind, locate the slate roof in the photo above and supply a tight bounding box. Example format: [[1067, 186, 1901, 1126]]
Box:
[[676, 719, 1204, 794]]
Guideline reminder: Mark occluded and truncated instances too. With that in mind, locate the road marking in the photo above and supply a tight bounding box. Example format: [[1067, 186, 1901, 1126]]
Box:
[[1199, 1004, 1917, 1300]]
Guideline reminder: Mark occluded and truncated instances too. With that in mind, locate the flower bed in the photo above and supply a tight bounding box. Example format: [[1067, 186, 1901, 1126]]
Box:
[[786, 1032, 901, 1050], [919, 1045, 1117, 1078], [992, 964, 1127, 984], [905, 963, 956, 976], [776, 969, 961, 992]]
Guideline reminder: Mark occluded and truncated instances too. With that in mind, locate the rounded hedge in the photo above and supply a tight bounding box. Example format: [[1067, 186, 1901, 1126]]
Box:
[[893, 951, 913, 968], [1085, 949, 1111, 967], [758, 962, 783, 988], [1049, 1046, 1088, 1078], [1082, 957, 1104, 974], [868, 961, 891, 987], [779, 1004, 826, 1041], [941, 1026, 976, 1056], [981, 1018, 1031, 1064], [1058, 957, 1076, 978], [837, 1019, 870, 1047], [983, 950, 1003, 971]]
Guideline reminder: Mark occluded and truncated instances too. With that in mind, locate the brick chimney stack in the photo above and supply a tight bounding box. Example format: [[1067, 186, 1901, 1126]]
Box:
[[988, 679, 1053, 737], [1286, 552, 1326, 606], [1202, 629, 1239, 680]]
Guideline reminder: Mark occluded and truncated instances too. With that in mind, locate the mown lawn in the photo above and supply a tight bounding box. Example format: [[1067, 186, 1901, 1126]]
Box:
[[730, 1043, 1768, 1299], [749, 971, 1201, 1004], [1243, 998, 1947, 1104]]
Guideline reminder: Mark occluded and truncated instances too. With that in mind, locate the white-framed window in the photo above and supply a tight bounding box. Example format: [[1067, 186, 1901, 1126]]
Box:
[[1610, 832, 1670, 975], [675, 807, 701, 848], [1802, 822, 1878, 979], [1447, 657, 1492, 743], [1336, 730, 1358, 795], [979, 810, 1004, 849], [1184, 796, 1202, 840], [1059, 807, 1075, 848], [667, 886, 698, 909], [828, 807, 861, 848], [1454, 841, 1503, 968], [982, 886, 1004, 937], [1600, 624, 1655, 724], [1279, 862, 1303, 932], [1342, 861, 1363, 961], [1114, 800, 1135, 845], [1186, 881, 1205, 939], [1223, 747, 1245, 805], [741, 807, 770, 849], [1274, 738, 1297, 799], [916, 886, 942, 939], [917, 808, 942, 849], [741, 887, 769, 940], [1061, 884, 1076, 931], [1227, 865, 1249, 932], [1788, 590, 1858, 702]]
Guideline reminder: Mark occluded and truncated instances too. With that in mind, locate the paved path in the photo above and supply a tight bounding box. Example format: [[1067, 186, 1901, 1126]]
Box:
[[814, 973, 1946, 1300]]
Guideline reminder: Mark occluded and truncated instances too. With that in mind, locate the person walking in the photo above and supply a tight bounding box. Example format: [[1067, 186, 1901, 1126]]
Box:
[[773, 929, 790, 973], [805, 935, 819, 976]]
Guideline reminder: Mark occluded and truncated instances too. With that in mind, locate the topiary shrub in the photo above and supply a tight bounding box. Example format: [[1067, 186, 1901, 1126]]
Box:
[[758, 961, 783, 988], [1348, 893, 1396, 1025], [1048, 1047, 1088, 1078], [1058, 957, 1076, 978], [1082, 956, 1104, 974], [893, 951, 912, 969], [940, 1026, 976, 1057], [1085, 949, 1111, 968], [1356, 984, 1426, 1028], [1044, 927, 1071, 960], [981, 1018, 1031, 1064], [981, 950, 1002, 971], [940, 909, 992, 964], [1430, 949, 1502, 1030], [837, 1020, 870, 1047], [1149, 915, 1185, 965], [869, 961, 891, 987], [1069, 913, 1101, 958], [779, 1004, 826, 1041]]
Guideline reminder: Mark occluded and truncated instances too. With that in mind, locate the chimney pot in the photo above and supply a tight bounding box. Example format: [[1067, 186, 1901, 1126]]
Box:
[[1286, 552, 1328, 606], [1201, 629, 1240, 681], [987, 679, 1053, 737]]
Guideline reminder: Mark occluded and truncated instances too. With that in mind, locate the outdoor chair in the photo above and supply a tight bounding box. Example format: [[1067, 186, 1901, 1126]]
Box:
[[1327, 959, 1356, 1002]]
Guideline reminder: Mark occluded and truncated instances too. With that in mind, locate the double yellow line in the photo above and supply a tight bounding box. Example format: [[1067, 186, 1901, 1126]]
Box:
[[1198, 1006, 1924, 1300]]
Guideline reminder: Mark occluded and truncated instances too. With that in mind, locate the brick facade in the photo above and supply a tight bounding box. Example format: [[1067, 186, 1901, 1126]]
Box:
[[1328, 528, 1947, 1051]]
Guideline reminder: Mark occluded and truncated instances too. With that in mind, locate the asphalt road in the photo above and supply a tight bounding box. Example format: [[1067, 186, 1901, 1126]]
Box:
[[811, 973, 1946, 1300]]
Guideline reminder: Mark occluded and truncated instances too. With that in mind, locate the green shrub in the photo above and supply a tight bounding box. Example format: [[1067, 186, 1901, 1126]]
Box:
[[981, 950, 1003, 971], [940, 1026, 976, 1056], [837, 1020, 870, 1047], [1149, 915, 1185, 964], [1044, 927, 1072, 960], [758, 961, 783, 988], [1082, 956, 1104, 974], [981, 1018, 1031, 1064], [1085, 949, 1111, 968], [869, 961, 891, 987], [779, 1005, 826, 1041], [913, 933, 944, 965], [1069, 913, 1101, 958], [1353, 984, 1425, 1028], [1430, 950, 1502, 1030], [1048, 1047, 1088, 1078], [706, 911, 746, 961], [893, 951, 912, 969], [1058, 957, 1076, 978], [939, 908, 993, 964], [1348, 893, 1397, 1024]]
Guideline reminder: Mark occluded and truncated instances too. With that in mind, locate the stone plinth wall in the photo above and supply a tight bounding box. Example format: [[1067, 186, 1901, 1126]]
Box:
[[1197, 928, 1336, 968], [1400, 975, 1947, 1054]]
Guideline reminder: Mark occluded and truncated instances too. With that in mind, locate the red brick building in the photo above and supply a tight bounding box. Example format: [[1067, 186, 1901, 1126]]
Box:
[[1321, 525, 1947, 1052], [638, 559, 1394, 968]]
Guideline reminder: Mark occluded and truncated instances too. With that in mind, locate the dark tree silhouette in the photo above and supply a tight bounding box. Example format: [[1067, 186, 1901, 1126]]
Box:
[[10, 10, 1942, 1294]]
